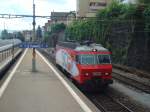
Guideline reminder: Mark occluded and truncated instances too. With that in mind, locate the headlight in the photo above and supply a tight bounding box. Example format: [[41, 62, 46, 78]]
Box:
[[85, 73, 89, 76], [105, 73, 109, 75]]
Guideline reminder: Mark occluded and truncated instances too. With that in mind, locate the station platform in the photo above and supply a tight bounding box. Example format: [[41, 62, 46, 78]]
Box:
[[0, 49, 99, 112]]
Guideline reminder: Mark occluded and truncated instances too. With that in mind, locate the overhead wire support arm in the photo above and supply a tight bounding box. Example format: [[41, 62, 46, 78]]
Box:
[[0, 14, 51, 19]]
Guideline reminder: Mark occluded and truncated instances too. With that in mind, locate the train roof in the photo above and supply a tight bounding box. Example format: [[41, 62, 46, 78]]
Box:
[[0, 39, 22, 52], [57, 41, 109, 52]]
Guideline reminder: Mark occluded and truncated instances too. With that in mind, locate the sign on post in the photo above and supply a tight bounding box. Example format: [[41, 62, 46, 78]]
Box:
[[19, 42, 48, 48]]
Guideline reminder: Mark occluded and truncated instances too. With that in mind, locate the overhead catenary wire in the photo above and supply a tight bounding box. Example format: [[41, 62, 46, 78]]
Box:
[[0, 13, 149, 23]]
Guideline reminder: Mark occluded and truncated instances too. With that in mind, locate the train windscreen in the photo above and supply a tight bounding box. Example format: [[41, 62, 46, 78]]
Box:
[[77, 54, 111, 65], [97, 54, 111, 64]]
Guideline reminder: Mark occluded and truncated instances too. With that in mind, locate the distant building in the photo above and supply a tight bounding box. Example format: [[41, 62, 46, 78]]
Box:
[[22, 30, 32, 42], [66, 11, 76, 25], [76, 0, 112, 17], [44, 12, 76, 31], [44, 20, 52, 32], [43, 11, 76, 34], [51, 12, 69, 25]]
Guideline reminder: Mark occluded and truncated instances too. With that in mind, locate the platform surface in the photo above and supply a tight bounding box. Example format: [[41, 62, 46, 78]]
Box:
[[0, 49, 85, 112]]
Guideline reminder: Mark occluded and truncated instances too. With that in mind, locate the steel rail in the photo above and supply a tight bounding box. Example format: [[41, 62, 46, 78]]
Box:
[[87, 94, 134, 112], [39, 49, 138, 112], [112, 72, 150, 94]]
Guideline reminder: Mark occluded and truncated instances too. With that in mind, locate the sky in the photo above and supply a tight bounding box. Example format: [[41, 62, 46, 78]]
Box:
[[0, 0, 76, 31], [124, 0, 137, 3]]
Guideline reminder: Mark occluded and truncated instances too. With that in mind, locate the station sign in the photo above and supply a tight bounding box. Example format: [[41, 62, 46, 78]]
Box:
[[19, 42, 48, 48]]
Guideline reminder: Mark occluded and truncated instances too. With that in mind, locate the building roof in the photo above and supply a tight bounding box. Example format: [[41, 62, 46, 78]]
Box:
[[51, 12, 69, 21]]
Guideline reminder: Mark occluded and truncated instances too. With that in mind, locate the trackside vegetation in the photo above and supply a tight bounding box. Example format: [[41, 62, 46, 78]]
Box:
[[65, 1, 150, 73], [45, 0, 150, 72]]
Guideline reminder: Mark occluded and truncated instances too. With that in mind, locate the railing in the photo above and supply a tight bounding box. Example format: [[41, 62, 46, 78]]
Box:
[[0, 44, 23, 79], [0, 44, 20, 63]]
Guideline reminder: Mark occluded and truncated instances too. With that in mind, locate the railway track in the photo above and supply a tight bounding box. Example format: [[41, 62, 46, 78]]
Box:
[[87, 93, 134, 112], [41, 48, 150, 94], [112, 71, 150, 94], [113, 64, 150, 79], [39, 49, 149, 112]]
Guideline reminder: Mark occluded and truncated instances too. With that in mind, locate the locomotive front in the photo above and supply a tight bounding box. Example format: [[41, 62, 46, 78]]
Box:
[[73, 44, 113, 89], [56, 42, 113, 90]]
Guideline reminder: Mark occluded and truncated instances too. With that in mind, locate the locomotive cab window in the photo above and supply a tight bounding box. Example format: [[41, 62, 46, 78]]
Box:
[[97, 54, 111, 64], [77, 54, 111, 65], [78, 54, 95, 65], [76, 55, 80, 64]]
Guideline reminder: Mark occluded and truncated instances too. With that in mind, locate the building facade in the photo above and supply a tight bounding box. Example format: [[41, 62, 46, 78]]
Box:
[[76, 0, 112, 17], [51, 12, 69, 25], [45, 12, 76, 30], [22, 30, 32, 42], [66, 11, 76, 25], [44, 20, 52, 32]]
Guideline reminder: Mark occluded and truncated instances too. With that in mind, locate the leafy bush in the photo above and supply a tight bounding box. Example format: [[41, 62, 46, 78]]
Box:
[[143, 5, 150, 31], [65, 1, 150, 65], [51, 23, 66, 33]]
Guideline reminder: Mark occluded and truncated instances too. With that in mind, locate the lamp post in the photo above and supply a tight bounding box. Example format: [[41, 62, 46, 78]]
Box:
[[32, 0, 36, 72]]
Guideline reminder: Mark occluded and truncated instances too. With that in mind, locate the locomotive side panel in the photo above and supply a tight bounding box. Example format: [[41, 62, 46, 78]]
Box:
[[56, 48, 79, 77]]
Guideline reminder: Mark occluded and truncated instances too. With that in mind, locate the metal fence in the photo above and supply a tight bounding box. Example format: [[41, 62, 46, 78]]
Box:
[[0, 45, 20, 63]]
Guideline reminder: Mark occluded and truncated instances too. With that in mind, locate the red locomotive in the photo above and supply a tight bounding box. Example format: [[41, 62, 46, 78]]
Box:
[[55, 41, 113, 90]]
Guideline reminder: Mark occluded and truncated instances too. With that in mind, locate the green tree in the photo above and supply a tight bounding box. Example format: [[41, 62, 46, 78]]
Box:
[[16, 32, 25, 41], [138, 0, 150, 4], [43, 23, 66, 46], [36, 25, 42, 40], [51, 23, 66, 33], [143, 5, 150, 31], [1, 29, 9, 39]]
